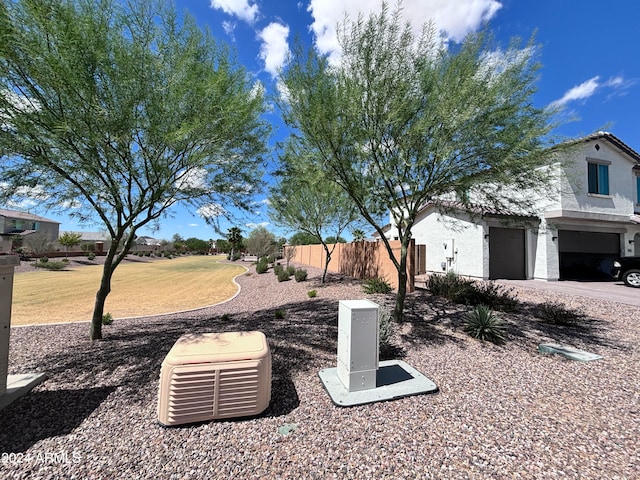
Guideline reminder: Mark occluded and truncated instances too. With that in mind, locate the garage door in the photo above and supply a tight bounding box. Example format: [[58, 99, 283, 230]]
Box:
[[558, 231, 620, 280], [489, 227, 526, 280]]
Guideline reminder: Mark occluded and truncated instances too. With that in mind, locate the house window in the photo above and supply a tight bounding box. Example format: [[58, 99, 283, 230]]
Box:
[[636, 175, 640, 204], [587, 162, 609, 195]]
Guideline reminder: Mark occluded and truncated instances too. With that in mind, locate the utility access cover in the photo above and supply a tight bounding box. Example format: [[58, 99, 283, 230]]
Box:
[[538, 343, 602, 362], [319, 360, 438, 407]]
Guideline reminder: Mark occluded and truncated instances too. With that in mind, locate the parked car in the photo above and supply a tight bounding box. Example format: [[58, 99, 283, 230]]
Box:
[[612, 256, 640, 287]]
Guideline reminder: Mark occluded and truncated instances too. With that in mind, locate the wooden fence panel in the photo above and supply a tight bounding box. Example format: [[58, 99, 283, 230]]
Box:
[[285, 240, 414, 292]]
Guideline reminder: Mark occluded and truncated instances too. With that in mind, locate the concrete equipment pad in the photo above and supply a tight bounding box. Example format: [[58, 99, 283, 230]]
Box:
[[319, 360, 438, 407], [0, 373, 47, 410]]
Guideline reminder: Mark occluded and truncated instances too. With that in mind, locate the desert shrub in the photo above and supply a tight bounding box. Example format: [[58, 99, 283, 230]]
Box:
[[136, 251, 143, 257], [463, 305, 506, 343], [102, 312, 114, 325], [61, 258, 70, 264], [538, 301, 585, 326], [38, 260, 66, 270], [362, 277, 392, 294], [294, 268, 307, 282], [273, 263, 284, 276], [466, 282, 519, 312], [39, 256, 48, 263], [427, 271, 474, 301], [286, 265, 296, 276], [307, 289, 317, 298], [220, 313, 231, 322], [267, 255, 276, 264], [275, 309, 286, 319], [277, 269, 290, 282], [427, 272, 518, 312], [87, 252, 96, 260], [378, 307, 396, 359], [256, 258, 269, 274]]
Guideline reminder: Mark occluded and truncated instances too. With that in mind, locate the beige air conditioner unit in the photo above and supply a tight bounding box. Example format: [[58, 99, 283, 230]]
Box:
[[158, 331, 271, 426]]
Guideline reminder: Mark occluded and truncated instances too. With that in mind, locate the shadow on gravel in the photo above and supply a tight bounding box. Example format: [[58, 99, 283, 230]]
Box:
[[406, 288, 626, 351], [6, 298, 344, 430], [507, 300, 621, 350], [0, 386, 116, 453]]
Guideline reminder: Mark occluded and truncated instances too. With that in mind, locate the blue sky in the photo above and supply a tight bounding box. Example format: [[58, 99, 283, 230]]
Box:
[[13, 0, 640, 242]]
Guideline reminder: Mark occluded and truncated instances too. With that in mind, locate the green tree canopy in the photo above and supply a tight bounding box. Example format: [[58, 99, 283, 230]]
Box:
[[288, 231, 322, 246], [245, 225, 277, 259], [0, 0, 270, 339], [324, 236, 347, 244], [278, 2, 565, 321], [226, 227, 244, 259], [57, 231, 82, 258], [269, 148, 361, 282]]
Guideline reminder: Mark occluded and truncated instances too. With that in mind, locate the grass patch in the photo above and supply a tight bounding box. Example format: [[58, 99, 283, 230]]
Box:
[[12, 255, 245, 325]]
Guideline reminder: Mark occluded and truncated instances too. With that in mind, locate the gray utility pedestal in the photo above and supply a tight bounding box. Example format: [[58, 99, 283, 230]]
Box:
[[337, 299, 379, 392], [320, 299, 438, 407], [0, 255, 46, 411]]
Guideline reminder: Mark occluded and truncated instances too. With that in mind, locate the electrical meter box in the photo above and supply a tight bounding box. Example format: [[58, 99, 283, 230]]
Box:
[[158, 331, 271, 426], [337, 299, 379, 392]]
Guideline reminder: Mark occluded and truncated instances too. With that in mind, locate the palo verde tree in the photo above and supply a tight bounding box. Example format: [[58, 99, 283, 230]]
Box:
[[279, 2, 566, 322], [0, 0, 270, 340], [269, 149, 361, 283]]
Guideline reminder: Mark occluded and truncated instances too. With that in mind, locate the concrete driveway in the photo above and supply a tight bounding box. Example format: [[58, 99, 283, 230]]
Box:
[[496, 279, 640, 307]]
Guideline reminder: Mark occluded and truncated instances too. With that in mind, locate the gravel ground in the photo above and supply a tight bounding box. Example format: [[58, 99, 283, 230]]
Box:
[[1, 261, 638, 479]]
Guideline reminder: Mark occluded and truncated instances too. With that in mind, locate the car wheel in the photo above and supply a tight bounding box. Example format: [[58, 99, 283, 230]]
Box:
[[622, 269, 640, 287]]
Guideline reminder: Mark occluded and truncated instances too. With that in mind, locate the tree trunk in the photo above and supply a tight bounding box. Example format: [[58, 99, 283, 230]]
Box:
[[393, 239, 410, 323], [90, 259, 115, 340], [321, 242, 334, 284]]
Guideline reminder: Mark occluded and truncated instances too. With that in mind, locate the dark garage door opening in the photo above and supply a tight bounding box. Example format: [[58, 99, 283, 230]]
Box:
[[489, 227, 526, 280], [558, 231, 620, 280]]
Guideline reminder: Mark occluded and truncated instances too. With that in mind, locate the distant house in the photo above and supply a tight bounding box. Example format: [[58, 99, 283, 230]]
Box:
[[0, 208, 60, 253], [379, 132, 640, 281], [133, 236, 162, 253], [57, 231, 112, 254]]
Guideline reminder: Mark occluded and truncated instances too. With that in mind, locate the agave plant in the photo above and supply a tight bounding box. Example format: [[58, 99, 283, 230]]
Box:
[[463, 305, 506, 343]]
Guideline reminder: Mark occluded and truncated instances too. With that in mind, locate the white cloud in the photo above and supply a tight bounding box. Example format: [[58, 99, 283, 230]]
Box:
[[258, 22, 290, 78], [175, 167, 208, 191], [197, 203, 226, 219], [307, 0, 502, 64], [210, 0, 259, 24], [222, 20, 236, 38], [550, 76, 600, 108], [478, 46, 535, 82], [1, 89, 41, 130], [550, 75, 630, 108], [245, 221, 270, 229], [188, 223, 198, 227]]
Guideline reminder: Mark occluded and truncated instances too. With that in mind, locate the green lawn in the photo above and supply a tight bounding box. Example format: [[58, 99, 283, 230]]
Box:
[[12, 255, 246, 325]]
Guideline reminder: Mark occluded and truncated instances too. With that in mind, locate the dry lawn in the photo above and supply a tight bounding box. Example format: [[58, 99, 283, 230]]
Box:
[[11, 255, 246, 325]]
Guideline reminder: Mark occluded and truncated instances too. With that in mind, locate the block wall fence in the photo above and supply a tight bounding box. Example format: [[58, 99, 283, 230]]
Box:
[[284, 239, 415, 292]]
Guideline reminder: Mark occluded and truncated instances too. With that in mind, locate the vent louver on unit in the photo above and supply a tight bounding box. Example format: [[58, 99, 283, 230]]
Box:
[[158, 331, 271, 426]]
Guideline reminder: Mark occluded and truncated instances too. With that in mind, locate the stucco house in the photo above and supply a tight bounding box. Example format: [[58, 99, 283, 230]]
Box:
[[0, 208, 60, 253], [56, 231, 112, 254], [381, 132, 640, 281]]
